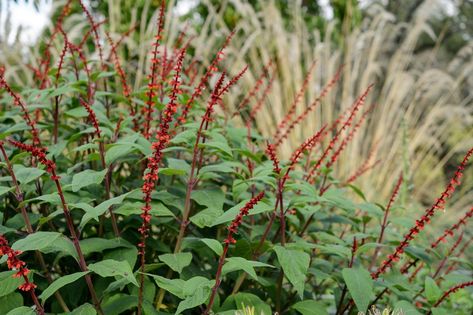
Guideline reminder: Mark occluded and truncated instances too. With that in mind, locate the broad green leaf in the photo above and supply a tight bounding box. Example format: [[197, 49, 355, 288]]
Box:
[[113, 202, 174, 218], [176, 277, 214, 315], [160, 158, 190, 176], [342, 267, 375, 312], [191, 189, 225, 209], [0, 186, 13, 196], [102, 294, 137, 315], [158, 252, 192, 273], [71, 169, 108, 192], [12, 232, 61, 252], [80, 238, 133, 256], [274, 246, 310, 298], [190, 207, 223, 228], [425, 277, 442, 303], [291, 300, 328, 315], [0, 271, 30, 297], [234, 293, 272, 315], [200, 238, 223, 256], [39, 271, 90, 302], [78, 191, 134, 228], [152, 275, 186, 299], [70, 303, 97, 315], [104, 247, 139, 272], [12, 165, 45, 184], [88, 259, 138, 286], [431, 308, 448, 315], [105, 144, 134, 164], [222, 257, 273, 280], [6, 306, 35, 315], [0, 293, 23, 314]]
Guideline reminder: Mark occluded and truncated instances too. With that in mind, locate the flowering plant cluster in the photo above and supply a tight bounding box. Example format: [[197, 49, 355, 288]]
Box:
[[0, 1, 472, 315]]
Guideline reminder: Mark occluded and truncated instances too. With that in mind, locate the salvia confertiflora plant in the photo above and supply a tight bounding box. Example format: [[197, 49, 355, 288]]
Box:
[[0, 1, 472, 315]]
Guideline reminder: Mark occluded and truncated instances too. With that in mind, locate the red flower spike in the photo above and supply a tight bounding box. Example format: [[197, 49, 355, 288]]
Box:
[[283, 125, 327, 185], [371, 148, 473, 280], [431, 207, 473, 249], [274, 59, 317, 140], [431, 281, 473, 310], [204, 192, 265, 315], [79, 99, 102, 138], [249, 73, 276, 120], [325, 106, 374, 170], [266, 142, 281, 174], [0, 74, 41, 146], [142, 0, 166, 139], [274, 65, 344, 147], [235, 60, 273, 113], [218, 65, 249, 97], [0, 235, 44, 314], [78, 0, 105, 69], [7, 139, 56, 174], [175, 31, 235, 128], [306, 84, 373, 184], [138, 47, 185, 265]]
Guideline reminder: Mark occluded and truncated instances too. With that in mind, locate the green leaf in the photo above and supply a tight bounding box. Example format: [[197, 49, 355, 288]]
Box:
[[158, 252, 192, 273], [273, 246, 310, 298], [71, 169, 108, 192], [291, 300, 328, 315], [11, 232, 61, 252], [191, 189, 225, 209], [342, 267, 375, 312], [6, 306, 35, 315], [0, 293, 23, 314], [0, 271, 28, 297], [105, 144, 134, 164], [80, 238, 133, 256], [39, 271, 90, 302], [425, 277, 442, 303], [12, 165, 45, 184], [200, 238, 223, 256], [222, 257, 273, 280], [175, 277, 214, 315], [77, 191, 134, 228], [88, 259, 138, 286], [0, 186, 13, 197], [70, 303, 97, 315], [190, 207, 223, 228]]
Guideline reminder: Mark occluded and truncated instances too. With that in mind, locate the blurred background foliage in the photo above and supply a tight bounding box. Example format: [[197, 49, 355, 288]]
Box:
[[1, 0, 472, 223]]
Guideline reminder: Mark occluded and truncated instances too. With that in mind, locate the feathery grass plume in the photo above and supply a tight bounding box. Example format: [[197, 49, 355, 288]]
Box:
[[137, 48, 186, 314], [142, 0, 166, 139], [175, 31, 234, 126], [204, 192, 265, 315], [7, 139, 104, 314], [306, 84, 373, 184], [0, 235, 44, 315], [427, 281, 473, 313], [235, 60, 272, 114], [371, 148, 473, 279], [0, 74, 41, 146], [274, 66, 343, 147], [274, 59, 317, 137], [431, 207, 473, 249]]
